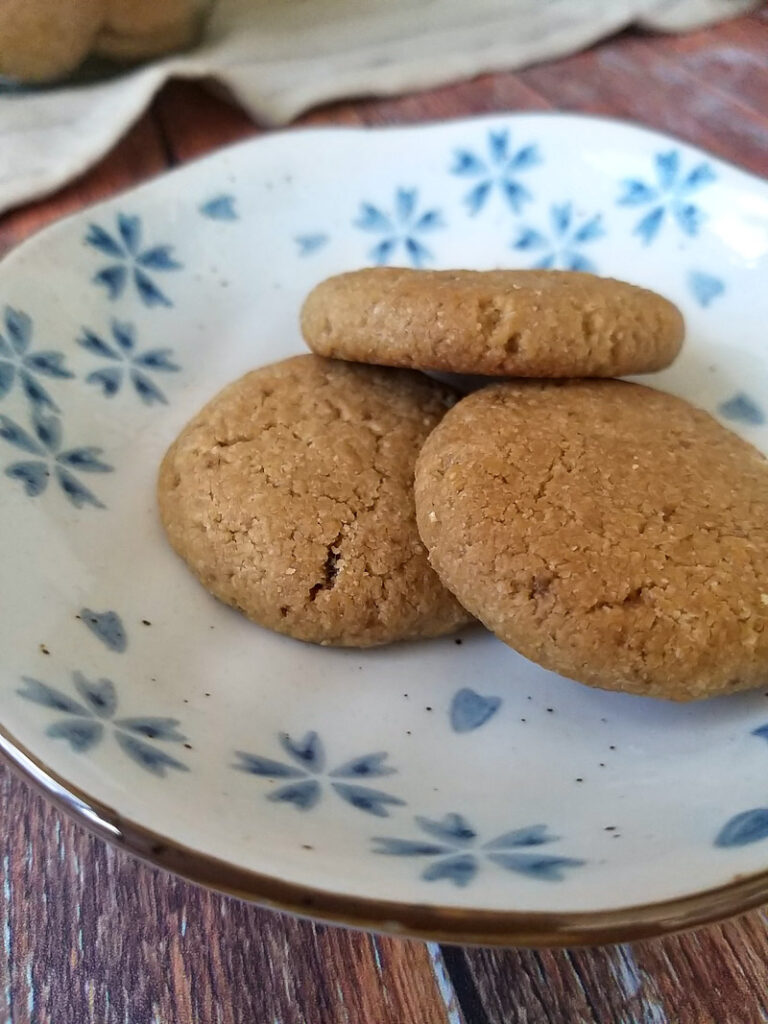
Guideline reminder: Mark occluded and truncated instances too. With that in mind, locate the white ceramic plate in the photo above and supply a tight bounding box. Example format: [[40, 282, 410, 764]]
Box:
[[2, 114, 768, 946]]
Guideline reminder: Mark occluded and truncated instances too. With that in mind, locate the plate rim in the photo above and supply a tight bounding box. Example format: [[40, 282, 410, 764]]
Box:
[[2, 111, 768, 946]]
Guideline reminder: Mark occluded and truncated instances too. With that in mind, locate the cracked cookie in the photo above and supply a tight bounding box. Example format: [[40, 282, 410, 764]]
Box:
[[301, 267, 684, 378], [415, 379, 768, 700], [158, 355, 471, 647]]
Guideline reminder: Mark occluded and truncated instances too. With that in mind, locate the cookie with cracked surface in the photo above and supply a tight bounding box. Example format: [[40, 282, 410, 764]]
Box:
[[158, 355, 471, 647], [415, 380, 768, 701], [301, 267, 684, 377]]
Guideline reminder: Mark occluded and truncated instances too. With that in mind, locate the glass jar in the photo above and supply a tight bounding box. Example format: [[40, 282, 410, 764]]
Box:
[[0, 0, 215, 86]]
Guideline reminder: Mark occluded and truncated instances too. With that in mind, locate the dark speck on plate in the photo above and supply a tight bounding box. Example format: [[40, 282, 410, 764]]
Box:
[[454, 638, 463, 645], [141, 619, 151, 626]]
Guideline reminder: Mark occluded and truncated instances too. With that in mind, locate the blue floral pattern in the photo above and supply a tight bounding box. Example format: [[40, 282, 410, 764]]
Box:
[[0, 306, 73, 412], [618, 150, 715, 244], [512, 203, 604, 271], [295, 233, 329, 256], [78, 320, 180, 406], [199, 195, 238, 221], [688, 270, 725, 308], [18, 673, 188, 776], [79, 608, 127, 653], [718, 392, 765, 426], [0, 409, 112, 509], [85, 213, 182, 307], [450, 129, 540, 215], [234, 731, 405, 816], [450, 688, 502, 733], [374, 814, 584, 887], [354, 188, 443, 267]]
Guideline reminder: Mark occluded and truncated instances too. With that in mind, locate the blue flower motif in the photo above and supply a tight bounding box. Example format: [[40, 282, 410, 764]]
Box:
[[716, 809, 768, 848], [17, 672, 188, 776], [199, 195, 238, 221], [295, 233, 329, 256], [79, 608, 127, 653], [450, 129, 540, 215], [618, 150, 715, 244], [234, 731, 405, 817], [85, 213, 182, 307], [450, 688, 502, 733], [374, 813, 584, 887], [688, 270, 725, 308], [0, 409, 112, 509], [354, 188, 443, 267], [512, 203, 604, 271], [0, 306, 73, 412], [718, 392, 765, 427], [78, 320, 180, 406]]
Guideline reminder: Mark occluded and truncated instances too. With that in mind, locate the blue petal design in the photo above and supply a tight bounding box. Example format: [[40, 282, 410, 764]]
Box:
[[117, 214, 141, 256], [489, 130, 509, 163], [133, 269, 172, 308], [405, 237, 431, 268], [673, 202, 704, 237], [369, 239, 397, 265], [464, 181, 492, 215], [22, 351, 73, 379], [413, 210, 443, 232], [54, 467, 106, 510], [551, 203, 572, 237], [18, 677, 89, 715], [233, 751, 306, 779], [355, 204, 394, 232], [295, 233, 329, 256], [200, 195, 238, 221], [56, 447, 112, 473], [0, 333, 11, 358], [752, 724, 768, 742], [532, 254, 556, 270], [681, 162, 715, 192], [4, 307, 31, 355], [86, 367, 123, 397], [32, 411, 60, 453], [136, 246, 181, 271], [330, 752, 395, 779], [331, 783, 405, 817], [688, 270, 724, 308], [416, 813, 476, 844], [718, 392, 765, 426], [0, 412, 45, 453], [94, 265, 128, 301], [85, 225, 125, 259], [133, 349, 179, 371], [513, 228, 548, 251], [0, 361, 15, 398], [47, 719, 104, 752], [395, 188, 416, 223], [279, 731, 324, 772], [5, 460, 49, 496], [79, 608, 127, 653], [572, 214, 604, 244], [655, 150, 680, 190], [715, 809, 768, 848], [78, 329, 121, 359], [114, 732, 188, 776], [501, 180, 530, 213], [450, 688, 502, 733], [507, 144, 540, 171], [20, 370, 58, 412], [130, 369, 167, 406], [487, 852, 585, 879], [268, 779, 321, 810], [115, 717, 186, 741], [563, 251, 597, 273], [423, 854, 478, 887], [111, 320, 135, 353], [72, 671, 117, 719], [634, 207, 665, 245], [483, 825, 556, 850], [372, 837, 451, 856], [618, 180, 658, 206], [451, 151, 487, 176]]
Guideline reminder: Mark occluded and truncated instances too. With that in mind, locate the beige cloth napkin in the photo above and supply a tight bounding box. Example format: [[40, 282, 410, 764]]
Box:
[[0, 0, 758, 216]]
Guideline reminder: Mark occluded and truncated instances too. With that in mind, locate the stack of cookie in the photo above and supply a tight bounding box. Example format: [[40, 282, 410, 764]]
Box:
[[159, 267, 768, 702]]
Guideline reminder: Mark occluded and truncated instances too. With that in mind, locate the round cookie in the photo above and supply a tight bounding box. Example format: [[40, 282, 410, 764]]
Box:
[[94, 15, 199, 62], [102, 0, 194, 35], [0, 0, 105, 82], [415, 380, 768, 701], [158, 355, 471, 647], [301, 267, 684, 378]]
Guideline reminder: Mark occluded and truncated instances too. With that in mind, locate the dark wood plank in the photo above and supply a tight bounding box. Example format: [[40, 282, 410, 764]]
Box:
[[0, 766, 454, 1024]]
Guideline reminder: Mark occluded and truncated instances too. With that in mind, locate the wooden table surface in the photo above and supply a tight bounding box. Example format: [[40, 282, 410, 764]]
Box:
[[2, 10, 768, 1023]]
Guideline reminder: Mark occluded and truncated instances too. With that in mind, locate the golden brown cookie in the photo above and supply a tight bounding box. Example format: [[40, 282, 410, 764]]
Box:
[[158, 355, 471, 647], [301, 267, 684, 378], [0, 0, 105, 82], [102, 0, 194, 35], [93, 15, 199, 62], [415, 380, 768, 700]]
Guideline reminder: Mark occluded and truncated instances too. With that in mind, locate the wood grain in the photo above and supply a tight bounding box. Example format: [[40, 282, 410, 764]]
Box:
[[2, 10, 768, 1024]]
